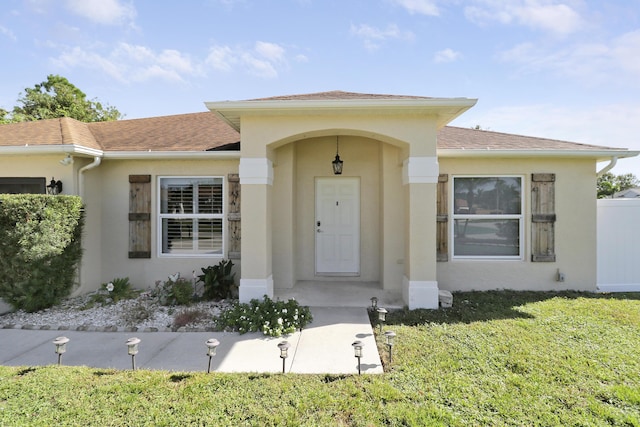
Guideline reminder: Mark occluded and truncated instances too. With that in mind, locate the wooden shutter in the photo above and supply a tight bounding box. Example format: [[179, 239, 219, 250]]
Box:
[[531, 173, 556, 262], [228, 173, 241, 259], [437, 174, 448, 262], [129, 175, 151, 259]]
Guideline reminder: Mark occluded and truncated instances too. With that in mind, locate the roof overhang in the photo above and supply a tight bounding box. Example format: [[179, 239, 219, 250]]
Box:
[[205, 97, 478, 131], [0, 144, 104, 157], [437, 148, 640, 162]]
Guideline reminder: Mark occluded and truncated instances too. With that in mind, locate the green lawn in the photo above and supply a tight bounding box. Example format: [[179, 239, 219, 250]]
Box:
[[1, 291, 639, 426]]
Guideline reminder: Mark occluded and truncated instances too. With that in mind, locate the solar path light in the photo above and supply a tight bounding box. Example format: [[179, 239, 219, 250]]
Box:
[[277, 341, 291, 374], [377, 307, 388, 333], [53, 336, 69, 366], [370, 296, 378, 311], [352, 340, 364, 375], [384, 331, 397, 364], [205, 338, 220, 373], [126, 337, 141, 370]]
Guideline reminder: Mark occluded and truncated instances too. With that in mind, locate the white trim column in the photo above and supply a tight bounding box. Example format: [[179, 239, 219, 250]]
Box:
[[402, 156, 440, 309], [239, 157, 274, 302]]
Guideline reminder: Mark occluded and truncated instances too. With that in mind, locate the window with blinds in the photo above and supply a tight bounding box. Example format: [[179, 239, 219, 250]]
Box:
[[159, 177, 224, 256]]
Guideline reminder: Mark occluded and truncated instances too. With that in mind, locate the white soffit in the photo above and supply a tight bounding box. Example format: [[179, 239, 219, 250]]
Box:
[[437, 149, 640, 162]]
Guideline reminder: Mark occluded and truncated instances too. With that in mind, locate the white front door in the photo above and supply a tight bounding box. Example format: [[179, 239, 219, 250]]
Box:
[[315, 177, 360, 275]]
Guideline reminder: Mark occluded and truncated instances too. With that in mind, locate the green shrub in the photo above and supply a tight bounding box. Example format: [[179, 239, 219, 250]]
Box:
[[154, 275, 194, 306], [83, 277, 139, 308], [198, 259, 237, 300], [0, 194, 84, 312], [215, 296, 313, 337]]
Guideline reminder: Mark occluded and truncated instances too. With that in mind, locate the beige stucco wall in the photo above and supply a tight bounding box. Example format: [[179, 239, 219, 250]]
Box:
[[0, 154, 81, 194], [82, 158, 241, 293], [437, 157, 597, 292]]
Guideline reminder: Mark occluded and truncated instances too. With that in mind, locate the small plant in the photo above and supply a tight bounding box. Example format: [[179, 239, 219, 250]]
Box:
[[154, 273, 194, 306], [215, 296, 312, 337], [198, 260, 237, 300], [120, 300, 156, 327], [172, 308, 209, 329], [83, 277, 139, 309]]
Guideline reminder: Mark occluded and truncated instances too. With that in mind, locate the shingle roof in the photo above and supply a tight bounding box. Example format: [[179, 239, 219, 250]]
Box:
[[438, 126, 617, 151], [88, 112, 239, 151], [249, 90, 433, 101], [0, 110, 627, 154]]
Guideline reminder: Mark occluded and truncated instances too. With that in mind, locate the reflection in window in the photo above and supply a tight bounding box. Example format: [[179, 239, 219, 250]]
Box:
[[453, 177, 523, 259]]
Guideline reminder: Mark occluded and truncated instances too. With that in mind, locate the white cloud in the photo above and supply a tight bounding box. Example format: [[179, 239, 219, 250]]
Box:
[[52, 43, 199, 83], [65, 0, 136, 26], [389, 0, 440, 16], [499, 30, 640, 87], [465, 0, 585, 36], [350, 23, 415, 51], [0, 25, 17, 41], [205, 41, 290, 78], [434, 48, 461, 63]]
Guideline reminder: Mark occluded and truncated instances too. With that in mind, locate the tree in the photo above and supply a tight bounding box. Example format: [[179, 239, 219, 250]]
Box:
[[2, 75, 122, 123], [597, 172, 639, 198]]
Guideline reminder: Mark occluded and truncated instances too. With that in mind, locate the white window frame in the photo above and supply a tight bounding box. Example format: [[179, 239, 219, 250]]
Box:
[[157, 176, 225, 258], [451, 175, 524, 260]]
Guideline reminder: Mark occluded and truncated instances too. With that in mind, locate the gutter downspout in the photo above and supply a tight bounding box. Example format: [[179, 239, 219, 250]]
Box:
[[76, 156, 102, 296], [597, 156, 617, 177], [78, 156, 102, 197]]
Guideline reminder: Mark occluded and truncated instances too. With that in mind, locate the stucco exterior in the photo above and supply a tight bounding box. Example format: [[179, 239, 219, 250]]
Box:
[[1, 91, 637, 310]]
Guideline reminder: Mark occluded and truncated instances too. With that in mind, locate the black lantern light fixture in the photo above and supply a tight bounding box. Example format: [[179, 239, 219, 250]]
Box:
[[53, 336, 69, 366], [352, 340, 364, 375], [370, 296, 378, 311], [384, 331, 397, 364], [46, 177, 62, 195], [126, 337, 141, 370], [277, 341, 291, 374], [205, 338, 220, 373], [332, 136, 343, 175]]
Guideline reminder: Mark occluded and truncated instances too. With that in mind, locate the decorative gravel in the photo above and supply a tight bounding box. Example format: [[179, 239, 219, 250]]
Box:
[[0, 293, 234, 332]]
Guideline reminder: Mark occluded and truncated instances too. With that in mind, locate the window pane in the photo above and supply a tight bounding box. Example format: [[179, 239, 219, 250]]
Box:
[[454, 219, 520, 256], [162, 218, 194, 253], [0, 177, 46, 194], [454, 177, 521, 215], [197, 182, 223, 214], [197, 219, 223, 254], [160, 178, 222, 214]]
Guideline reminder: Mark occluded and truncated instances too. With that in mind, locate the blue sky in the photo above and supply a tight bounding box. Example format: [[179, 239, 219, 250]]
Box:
[[2, 0, 640, 174]]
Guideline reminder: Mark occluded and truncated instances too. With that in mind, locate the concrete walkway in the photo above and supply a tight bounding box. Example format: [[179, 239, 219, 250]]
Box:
[[0, 307, 383, 374]]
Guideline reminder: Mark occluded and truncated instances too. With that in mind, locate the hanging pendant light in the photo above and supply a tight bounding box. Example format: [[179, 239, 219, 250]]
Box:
[[332, 136, 343, 175]]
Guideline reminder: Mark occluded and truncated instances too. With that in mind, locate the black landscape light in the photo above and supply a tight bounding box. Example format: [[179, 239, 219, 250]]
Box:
[[205, 338, 220, 373], [53, 336, 69, 366], [370, 296, 378, 311], [126, 337, 141, 370], [352, 340, 364, 375], [277, 341, 291, 374], [377, 307, 388, 333], [384, 331, 397, 364]]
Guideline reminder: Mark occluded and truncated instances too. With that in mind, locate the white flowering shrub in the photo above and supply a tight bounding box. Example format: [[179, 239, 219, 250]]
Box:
[[215, 296, 312, 337]]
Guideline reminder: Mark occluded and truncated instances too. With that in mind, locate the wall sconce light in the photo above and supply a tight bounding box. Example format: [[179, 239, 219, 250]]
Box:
[[126, 337, 141, 370], [370, 296, 378, 311], [377, 307, 388, 333], [46, 178, 62, 195], [205, 338, 220, 373], [332, 136, 343, 175], [53, 336, 69, 366], [60, 154, 74, 166], [352, 340, 364, 375], [384, 331, 396, 364], [277, 341, 291, 374]]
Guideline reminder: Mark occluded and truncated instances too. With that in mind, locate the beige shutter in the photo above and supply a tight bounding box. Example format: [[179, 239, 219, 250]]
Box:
[[129, 175, 151, 259], [437, 174, 448, 262], [531, 173, 556, 262], [228, 173, 241, 259]]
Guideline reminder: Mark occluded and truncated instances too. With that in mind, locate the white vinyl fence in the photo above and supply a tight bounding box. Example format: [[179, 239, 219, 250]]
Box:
[[597, 199, 640, 292]]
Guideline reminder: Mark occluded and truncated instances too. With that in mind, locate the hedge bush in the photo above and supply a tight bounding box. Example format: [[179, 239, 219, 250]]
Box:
[[0, 194, 84, 312]]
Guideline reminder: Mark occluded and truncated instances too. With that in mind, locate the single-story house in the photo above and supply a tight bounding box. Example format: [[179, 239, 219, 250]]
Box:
[[614, 187, 640, 198], [0, 91, 637, 309]]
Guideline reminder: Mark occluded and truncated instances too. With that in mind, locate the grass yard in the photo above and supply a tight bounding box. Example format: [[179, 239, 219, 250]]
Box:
[[1, 291, 639, 426]]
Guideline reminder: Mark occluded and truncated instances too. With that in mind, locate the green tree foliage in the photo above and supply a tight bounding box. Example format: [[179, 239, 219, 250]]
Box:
[[2, 74, 122, 123], [0, 195, 84, 312], [597, 172, 640, 198]]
